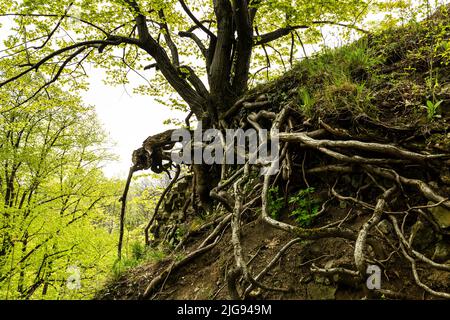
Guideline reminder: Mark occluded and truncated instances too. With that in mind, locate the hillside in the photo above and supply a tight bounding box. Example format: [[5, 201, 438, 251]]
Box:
[[99, 9, 450, 300]]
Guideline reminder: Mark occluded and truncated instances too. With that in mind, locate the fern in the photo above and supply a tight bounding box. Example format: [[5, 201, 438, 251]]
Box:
[[288, 187, 321, 227]]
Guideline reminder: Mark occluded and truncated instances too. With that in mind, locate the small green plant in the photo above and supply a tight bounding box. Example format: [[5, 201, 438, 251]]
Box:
[[267, 186, 284, 219], [111, 242, 167, 279], [288, 187, 321, 227], [425, 99, 443, 120], [131, 241, 145, 260], [298, 87, 315, 115], [112, 258, 139, 279], [344, 44, 378, 72], [175, 224, 187, 242]]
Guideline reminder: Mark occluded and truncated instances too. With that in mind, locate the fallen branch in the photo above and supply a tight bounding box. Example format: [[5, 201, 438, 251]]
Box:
[[118, 165, 137, 260], [145, 165, 181, 245]]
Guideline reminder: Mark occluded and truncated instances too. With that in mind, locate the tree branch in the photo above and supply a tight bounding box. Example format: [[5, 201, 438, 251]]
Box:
[[186, 19, 215, 33], [254, 25, 309, 46], [231, 0, 253, 95], [209, 0, 234, 105], [181, 65, 210, 98], [124, 0, 207, 116], [253, 20, 369, 46], [158, 10, 180, 66], [0, 37, 138, 88], [178, 31, 208, 59], [179, 0, 216, 39], [0, 13, 110, 36]]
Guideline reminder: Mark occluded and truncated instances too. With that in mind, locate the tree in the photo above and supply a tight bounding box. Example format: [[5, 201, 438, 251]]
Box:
[[0, 71, 122, 299], [0, 0, 406, 206]]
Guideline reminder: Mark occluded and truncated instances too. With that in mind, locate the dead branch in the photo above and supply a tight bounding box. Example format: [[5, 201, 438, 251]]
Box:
[[145, 165, 181, 245], [117, 165, 137, 260]]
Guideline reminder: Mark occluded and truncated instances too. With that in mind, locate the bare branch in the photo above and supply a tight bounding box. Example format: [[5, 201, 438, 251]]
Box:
[[179, 0, 216, 39], [145, 165, 181, 245], [158, 10, 180, 66], [254, 21, 368, 46], [186, 19, 215, 33], [180, 65, 210, 100], [254, 25, 309, 46], [0, 37, 138, 88], [123, 0, 207, 116], [178, 31, 208, 58]]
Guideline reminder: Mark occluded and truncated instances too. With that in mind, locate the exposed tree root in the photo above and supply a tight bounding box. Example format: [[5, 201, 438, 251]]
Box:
[[120, 95, 450, 300]]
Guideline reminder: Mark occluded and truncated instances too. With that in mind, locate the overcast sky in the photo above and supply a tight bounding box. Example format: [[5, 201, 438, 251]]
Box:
[[81, 66, 185, 178]]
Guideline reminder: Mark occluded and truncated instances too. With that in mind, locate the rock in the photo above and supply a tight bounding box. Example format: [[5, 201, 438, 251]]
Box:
[[306, 283, 336, 300], [248, 288, 262, 298], [410, 220, 436, 251], [377, 219, 393, 234], [428, 202, 450, 229], [433, 240, 450, 262]]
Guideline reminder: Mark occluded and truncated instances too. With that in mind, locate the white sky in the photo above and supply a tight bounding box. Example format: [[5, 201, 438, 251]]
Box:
[[81, 66, 185, 178]]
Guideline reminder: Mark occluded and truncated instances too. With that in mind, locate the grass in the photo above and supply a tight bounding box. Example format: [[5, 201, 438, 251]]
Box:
[[251, 12, 450, 127], [112, 241, 167, 279], [289, 39, 380, 118]]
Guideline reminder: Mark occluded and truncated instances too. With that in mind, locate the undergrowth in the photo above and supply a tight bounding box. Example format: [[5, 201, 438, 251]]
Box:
[[112, 242, 167, 279], [259, 9, 450, 125], [268, 186, 322, 227]]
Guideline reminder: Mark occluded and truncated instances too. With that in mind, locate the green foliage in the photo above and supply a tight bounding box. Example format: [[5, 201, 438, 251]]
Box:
[[267, 186, 284, 219], [112, 242, 167, 279], [425, 99, 443, 120], [0, 65, 164, 299], [298, 87, 315, 116], [293, 40, 377, 116], [288, 187, 321, 227], [131, 241, 146, 261], [0, 78, 123, 299]]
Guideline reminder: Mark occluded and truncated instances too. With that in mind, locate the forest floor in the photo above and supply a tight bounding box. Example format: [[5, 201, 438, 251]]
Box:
[[98, 7, 450, 300], [99, 198, 450, 300]]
